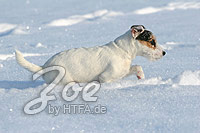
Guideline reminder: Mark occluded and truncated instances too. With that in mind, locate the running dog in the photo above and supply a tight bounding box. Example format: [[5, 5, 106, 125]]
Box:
[[15, 25, 166, 84]]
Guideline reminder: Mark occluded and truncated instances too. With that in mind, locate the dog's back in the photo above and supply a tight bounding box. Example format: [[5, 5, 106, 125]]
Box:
[[42, 43, 118, 83]]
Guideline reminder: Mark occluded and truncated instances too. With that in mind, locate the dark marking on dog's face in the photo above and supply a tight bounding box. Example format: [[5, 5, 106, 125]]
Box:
[[131, 25, 146, 32], [136, 30, 157, 49]]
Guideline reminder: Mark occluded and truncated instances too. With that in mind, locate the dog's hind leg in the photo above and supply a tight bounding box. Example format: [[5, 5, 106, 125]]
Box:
[[126, 65, 145, 79]]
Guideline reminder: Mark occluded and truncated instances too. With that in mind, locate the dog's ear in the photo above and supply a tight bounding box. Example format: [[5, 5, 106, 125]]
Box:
[[131, 25, 145, 38]]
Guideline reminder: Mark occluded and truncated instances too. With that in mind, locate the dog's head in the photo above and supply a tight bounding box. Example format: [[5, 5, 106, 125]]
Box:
[[131, 25, 166, 61]]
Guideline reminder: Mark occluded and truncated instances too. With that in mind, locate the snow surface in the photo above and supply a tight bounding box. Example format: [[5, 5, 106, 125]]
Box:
[[0, 0, 200, 132]]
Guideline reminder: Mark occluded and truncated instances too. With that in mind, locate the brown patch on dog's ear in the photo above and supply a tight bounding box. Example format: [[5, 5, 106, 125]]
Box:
[[138, 40, 156, 50]]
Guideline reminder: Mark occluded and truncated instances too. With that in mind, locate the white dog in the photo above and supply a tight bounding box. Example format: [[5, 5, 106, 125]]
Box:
[[15, 25, 166, 84]]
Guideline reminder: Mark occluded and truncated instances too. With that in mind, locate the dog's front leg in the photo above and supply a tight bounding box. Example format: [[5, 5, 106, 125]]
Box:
[[127, 65, 145, 79]]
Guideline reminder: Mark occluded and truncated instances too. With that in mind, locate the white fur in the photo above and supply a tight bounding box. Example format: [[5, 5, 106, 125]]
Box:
[[15, 49, 42, 72], [15, 29, 164, 84]]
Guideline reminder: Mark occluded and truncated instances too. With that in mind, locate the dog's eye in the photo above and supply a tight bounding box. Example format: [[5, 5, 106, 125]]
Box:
[[150, 40, 156, 47]]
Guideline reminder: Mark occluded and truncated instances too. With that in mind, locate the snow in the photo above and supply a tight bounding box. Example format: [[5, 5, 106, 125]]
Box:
[[35, 42, 46, 48], [0, 23, 28, 36], [0, 23, 16, 34], [0, 52, 47, 61], [47, 10, 123, 27], [134, 2, 200, 15], [1, 0, 200, 132], [174, 70, 200, 85]]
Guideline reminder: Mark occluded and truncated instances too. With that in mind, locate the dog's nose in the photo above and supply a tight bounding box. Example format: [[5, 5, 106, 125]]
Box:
[[162, 51, 166, 56]]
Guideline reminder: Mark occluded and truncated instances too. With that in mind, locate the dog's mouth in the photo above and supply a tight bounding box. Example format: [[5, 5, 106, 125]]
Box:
[[141, 47, 164, 61]]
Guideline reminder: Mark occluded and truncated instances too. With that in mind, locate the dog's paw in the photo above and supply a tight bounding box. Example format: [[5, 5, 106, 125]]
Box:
[[136, 67, 145, 80]]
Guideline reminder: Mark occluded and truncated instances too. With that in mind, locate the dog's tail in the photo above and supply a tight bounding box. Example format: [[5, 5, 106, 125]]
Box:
[[15, 49, 42, 73]]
